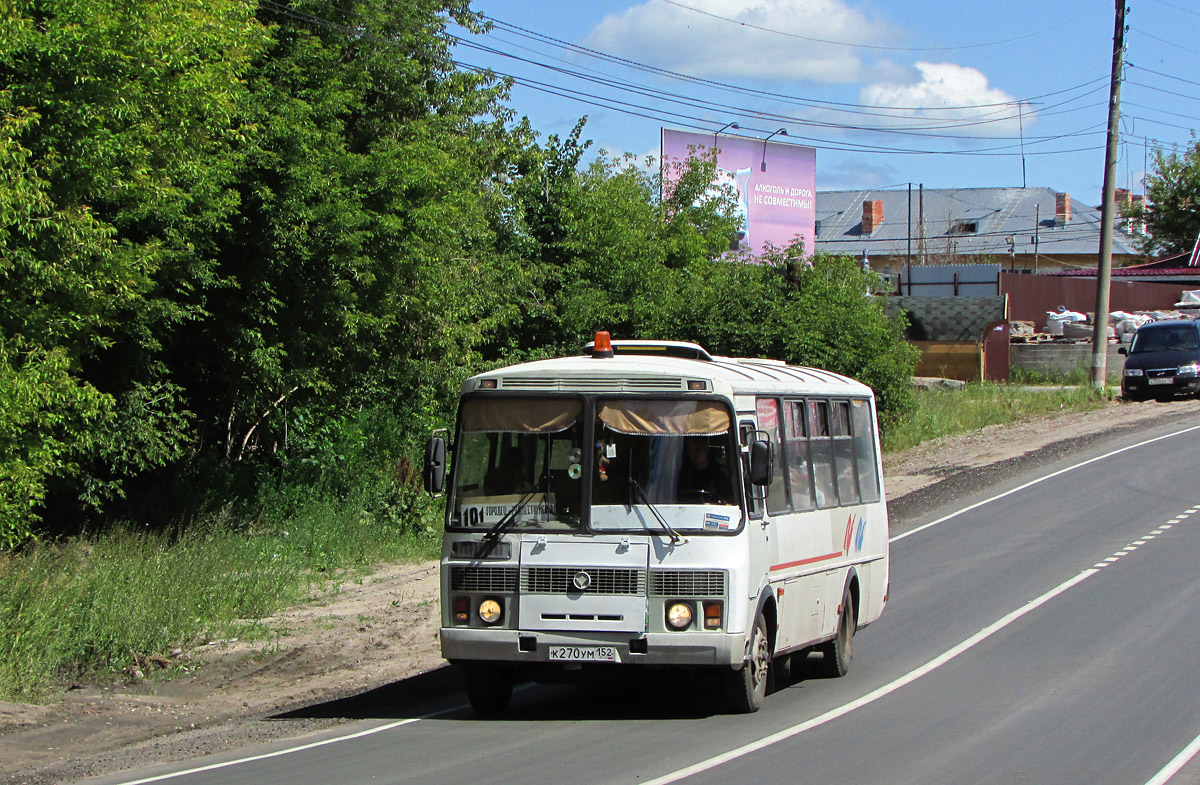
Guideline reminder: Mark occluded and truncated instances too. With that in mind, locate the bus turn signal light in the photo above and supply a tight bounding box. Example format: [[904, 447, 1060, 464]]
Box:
[[453, 596, 470, 624], [703, 601, 723, 630]]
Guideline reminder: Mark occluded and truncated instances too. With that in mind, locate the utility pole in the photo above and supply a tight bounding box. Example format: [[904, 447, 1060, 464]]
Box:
[[918, 184, 926, 265], [1018, 101, 1027, 189], [1034, 204, 1041, 273], [1091, 0, 1126, 392], [907, 183, 912, 294]]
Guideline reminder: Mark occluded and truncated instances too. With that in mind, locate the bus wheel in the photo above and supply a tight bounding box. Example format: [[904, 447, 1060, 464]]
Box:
[[464, 662, 513, 717], [819, 588, 855, 678], [724, 612, 769, 713]]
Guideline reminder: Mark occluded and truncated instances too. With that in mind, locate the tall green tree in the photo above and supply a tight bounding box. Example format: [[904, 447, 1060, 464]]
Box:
[[1, 0, 533, 537], [179, 0, 522, 473], [1131, 133, 1200, 256], [490, 123, 742, 354], [643, 249, 916, 424], [2, 0, 274, 534], [0, 102, 114, 544]]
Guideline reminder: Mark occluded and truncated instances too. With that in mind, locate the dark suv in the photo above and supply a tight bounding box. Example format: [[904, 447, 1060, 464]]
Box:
[[1120, 319, 1200, 401]]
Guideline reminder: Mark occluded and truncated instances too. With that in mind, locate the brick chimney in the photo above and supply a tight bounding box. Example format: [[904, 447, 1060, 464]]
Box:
[[862, 199, 883, 235], [1054, 192, 1071, 226], [1115, 188, 1131, 210]]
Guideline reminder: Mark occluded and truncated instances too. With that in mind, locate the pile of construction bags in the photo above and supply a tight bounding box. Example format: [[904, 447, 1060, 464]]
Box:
[[1044, 307, 1087, 337], [1042, 305, 1191, 343], [1110, 311, 1152, 342]]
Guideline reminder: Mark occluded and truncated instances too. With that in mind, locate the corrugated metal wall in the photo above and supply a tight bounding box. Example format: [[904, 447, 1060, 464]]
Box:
[[1001, 273, 1184, 325], [897, 264, 1002, 297]]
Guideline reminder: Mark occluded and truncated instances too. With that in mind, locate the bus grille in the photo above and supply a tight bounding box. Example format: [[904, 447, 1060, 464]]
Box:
[[649, 570, 727, 598], [450, 566, 519, 593], [522, 567, 646, 596]]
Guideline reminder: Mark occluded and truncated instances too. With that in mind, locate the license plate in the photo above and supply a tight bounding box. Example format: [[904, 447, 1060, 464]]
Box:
[[548, 645, 619, 662], [1148, 377, 1174, 386]]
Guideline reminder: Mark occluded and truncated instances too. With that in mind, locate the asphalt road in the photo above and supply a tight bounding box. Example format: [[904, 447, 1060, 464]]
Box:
[[81, 412, 1200, 785]]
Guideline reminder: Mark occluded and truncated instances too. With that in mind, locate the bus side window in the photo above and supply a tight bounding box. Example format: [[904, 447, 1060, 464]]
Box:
[[808, 400, 836, 508], [831, 400, 860, 505], [850, 399, 881, 503], [784, 400, 815, 512]]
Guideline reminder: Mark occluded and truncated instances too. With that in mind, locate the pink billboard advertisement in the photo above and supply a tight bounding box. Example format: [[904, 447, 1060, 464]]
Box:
[[661, 128, 816, 258]]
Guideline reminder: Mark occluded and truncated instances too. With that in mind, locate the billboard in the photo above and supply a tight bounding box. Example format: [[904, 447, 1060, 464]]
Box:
[[661, 128, 816, 258]]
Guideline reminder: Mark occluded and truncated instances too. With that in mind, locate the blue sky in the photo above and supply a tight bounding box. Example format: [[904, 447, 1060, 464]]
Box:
[[453, 0, 1200, 208]]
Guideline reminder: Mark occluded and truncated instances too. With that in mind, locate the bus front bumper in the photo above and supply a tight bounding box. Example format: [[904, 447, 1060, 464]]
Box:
[[441, 627, 746, 667]]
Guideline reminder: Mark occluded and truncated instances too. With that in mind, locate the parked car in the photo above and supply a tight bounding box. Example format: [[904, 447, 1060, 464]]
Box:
[[1119, 319, 1200, 401]]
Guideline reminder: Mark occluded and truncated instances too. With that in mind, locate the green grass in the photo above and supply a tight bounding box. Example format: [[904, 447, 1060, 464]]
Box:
[[882, 381, 1112, 454], [0, 380, 1112, 702], [0, 491, 440, 702]]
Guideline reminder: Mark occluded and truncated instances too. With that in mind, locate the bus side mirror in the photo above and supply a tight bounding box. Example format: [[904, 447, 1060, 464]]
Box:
[[749, 440, 773, 487], [423, 434, 447, 495]]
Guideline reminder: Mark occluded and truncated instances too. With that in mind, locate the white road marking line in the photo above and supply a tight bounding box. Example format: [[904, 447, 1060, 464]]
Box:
[[890, 424, 1200, 544], [647, 501, 1199, 785], [1144, 731, 1200, 785], [114, 712, 441, 784], [641, 570, 1097, 785]]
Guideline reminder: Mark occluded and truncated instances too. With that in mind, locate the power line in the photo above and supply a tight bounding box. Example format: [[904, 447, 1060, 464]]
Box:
[[1146, 0, 1200, 17], [457, 34, 1107, 140], [1129, 26, 1200, 57], [1128, 62, 1200, 90], [483, 14, 1114, 115], [237, 0, 1166, 171], [1126, 80, 1200, 104], [654, 0, 1107, 53]]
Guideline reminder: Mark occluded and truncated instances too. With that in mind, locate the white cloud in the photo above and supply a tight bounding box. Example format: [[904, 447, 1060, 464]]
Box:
[[859, 62, 1025, 135], [585, 0, 901, 84]]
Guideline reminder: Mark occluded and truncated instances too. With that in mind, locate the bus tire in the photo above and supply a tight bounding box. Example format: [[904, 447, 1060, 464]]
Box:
[[724, 612, 770, 713], [464, 662, 513, 717], [818, 588, 855, 678]]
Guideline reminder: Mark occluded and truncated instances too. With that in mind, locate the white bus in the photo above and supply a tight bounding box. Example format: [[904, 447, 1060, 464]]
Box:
[[423, 332, 889, 714]]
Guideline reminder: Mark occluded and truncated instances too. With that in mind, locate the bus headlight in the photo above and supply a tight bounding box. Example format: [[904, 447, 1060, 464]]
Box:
[[666, 602, 693, 630], [478, 598, 503, 625]]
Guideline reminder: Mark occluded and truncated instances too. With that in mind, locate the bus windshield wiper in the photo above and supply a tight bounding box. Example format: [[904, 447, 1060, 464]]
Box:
[[474, 490, 538, 560], [630, 478, 687, 546]]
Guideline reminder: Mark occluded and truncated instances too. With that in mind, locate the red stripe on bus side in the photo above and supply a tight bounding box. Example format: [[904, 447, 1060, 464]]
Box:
[[769, 551, 842, 572]]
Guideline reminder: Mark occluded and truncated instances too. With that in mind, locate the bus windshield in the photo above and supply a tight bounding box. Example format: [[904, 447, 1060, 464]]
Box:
[[450, 397, 584, 531], [592, 399, 740, 530]]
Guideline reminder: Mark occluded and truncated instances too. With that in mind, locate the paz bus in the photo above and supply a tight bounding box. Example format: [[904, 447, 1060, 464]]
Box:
[[423, 332, 889, 714]]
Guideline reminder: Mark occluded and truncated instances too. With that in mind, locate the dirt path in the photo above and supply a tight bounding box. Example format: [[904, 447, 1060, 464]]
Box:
[[4, 397, 1199, 785]]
